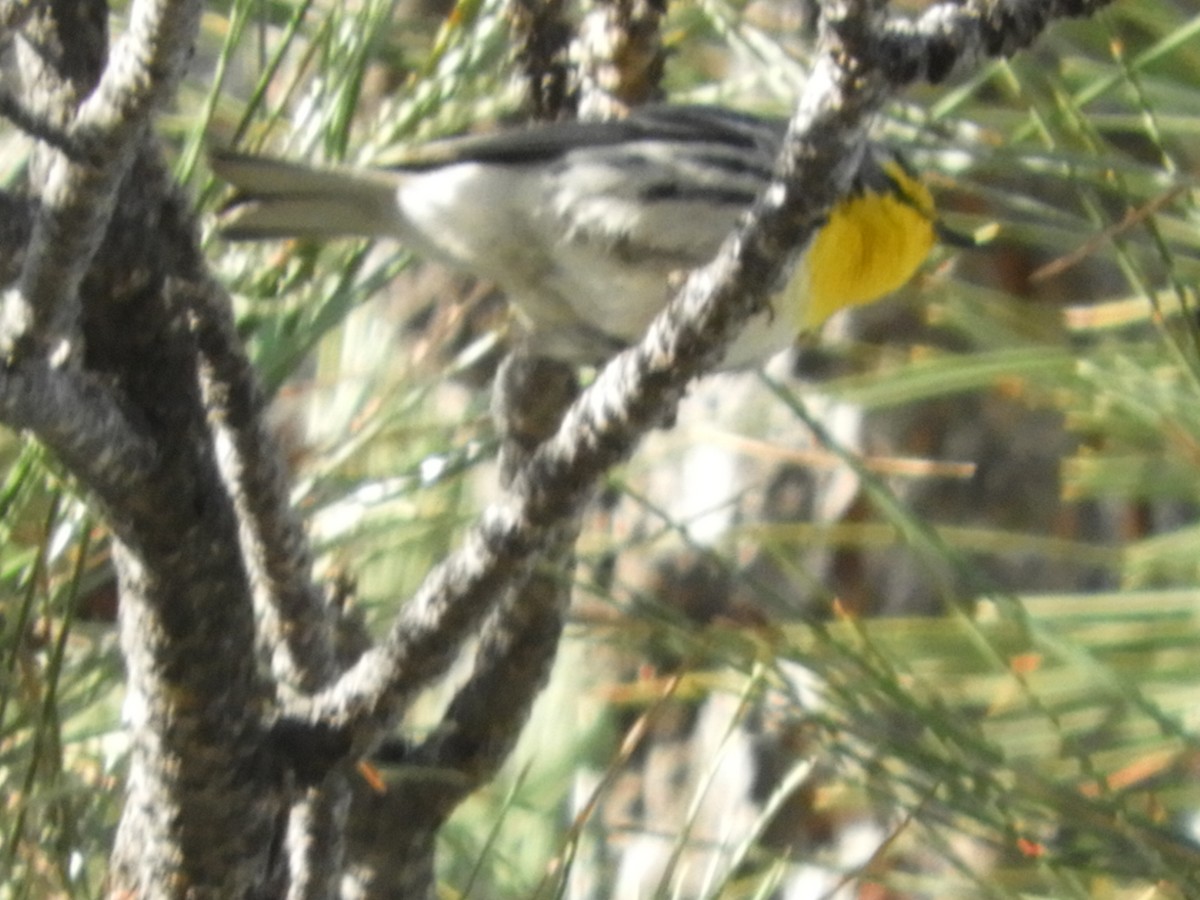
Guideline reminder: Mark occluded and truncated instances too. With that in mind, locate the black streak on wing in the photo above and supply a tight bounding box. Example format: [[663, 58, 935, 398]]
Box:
[[388, 105, 787, 171]]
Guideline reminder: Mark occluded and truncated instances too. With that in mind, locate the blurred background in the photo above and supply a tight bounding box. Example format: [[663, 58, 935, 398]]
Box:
[[3, 0, 1200, 897]]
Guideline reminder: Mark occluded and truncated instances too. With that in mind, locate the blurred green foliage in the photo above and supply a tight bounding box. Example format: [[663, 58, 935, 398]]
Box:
[[4, 0, 1200, 897]]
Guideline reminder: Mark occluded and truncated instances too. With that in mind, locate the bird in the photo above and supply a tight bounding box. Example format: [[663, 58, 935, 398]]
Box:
[[212, 104, 938, 367]]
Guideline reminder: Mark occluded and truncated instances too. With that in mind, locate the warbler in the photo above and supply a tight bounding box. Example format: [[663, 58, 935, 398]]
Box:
[[213, 105, 937, 366]]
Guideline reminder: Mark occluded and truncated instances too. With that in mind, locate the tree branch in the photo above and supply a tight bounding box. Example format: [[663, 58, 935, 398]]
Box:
[[188, 277, 364, 898], [340, 355, 583, 886], [408, 529, 578, 786], [187, 277, 346, 691], [6, 0, 293, 893], [0, 359, 158, 506], [510, 0, 577, 120], [412, 355, 581, 791], [875, 0, 1117, 87], [576, 0, 668, 120], [0, 89, 83, 157], [3, 0, 201, 363]]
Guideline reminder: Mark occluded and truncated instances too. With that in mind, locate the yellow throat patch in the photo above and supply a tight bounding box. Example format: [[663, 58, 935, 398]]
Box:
[[801, 158, 936, 330]]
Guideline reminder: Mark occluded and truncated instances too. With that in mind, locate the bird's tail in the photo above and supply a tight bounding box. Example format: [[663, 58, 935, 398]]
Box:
[[211, 151, 404, 240]]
